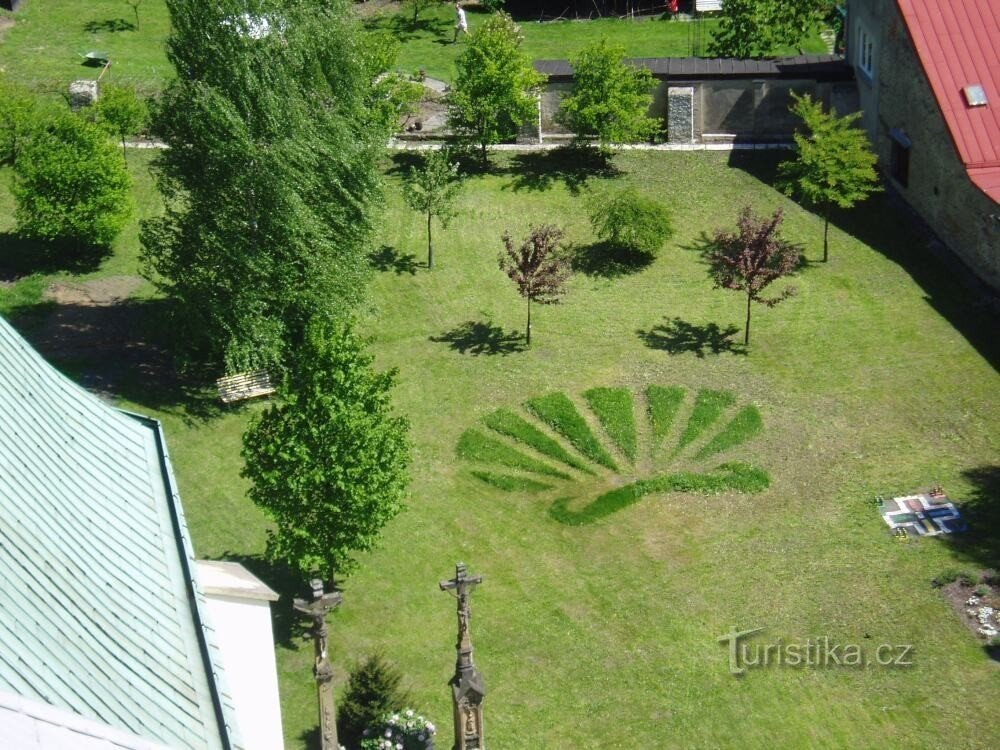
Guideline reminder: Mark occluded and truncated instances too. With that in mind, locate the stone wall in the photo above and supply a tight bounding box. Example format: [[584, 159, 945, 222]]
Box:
[[849, 0, 1000, 291]]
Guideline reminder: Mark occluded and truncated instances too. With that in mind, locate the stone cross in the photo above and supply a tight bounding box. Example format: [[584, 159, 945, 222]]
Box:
[[294, 579, 343, 750], [440, 563, 486, 750]]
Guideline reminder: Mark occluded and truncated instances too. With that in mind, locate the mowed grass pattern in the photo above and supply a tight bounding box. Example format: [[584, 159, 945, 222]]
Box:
[[583, 386, 637, 461], [526, 392, 619, 470]]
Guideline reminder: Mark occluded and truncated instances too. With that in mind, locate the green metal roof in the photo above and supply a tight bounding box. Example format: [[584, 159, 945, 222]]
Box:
[[0, 316, 243, 749]]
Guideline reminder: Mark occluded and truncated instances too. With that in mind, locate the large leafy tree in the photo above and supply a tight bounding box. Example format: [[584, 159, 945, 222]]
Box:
[[498, 224, 572, 346], [241, 320, 410, 586], [13, 112, 132, 252], [448, 12, 544, 164], [556, 40, 658, 148], [402, 150, 461, 269], [778, 92, 880, 262], [707, 207, 801, 346], [142, 0, 393, 373], [708, 0, 831, 59]]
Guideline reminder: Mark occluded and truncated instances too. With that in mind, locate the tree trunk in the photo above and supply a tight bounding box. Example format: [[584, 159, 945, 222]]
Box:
[[744, 292, 752, 346], [526, 294, 532, 346], [481, 139, 488, 166], [823, 207, 830, 263], [121, 134, 128, 162], [426, 211, 434, 269]]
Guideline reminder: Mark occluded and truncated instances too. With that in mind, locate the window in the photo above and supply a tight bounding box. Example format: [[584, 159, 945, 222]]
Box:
[[857, 25, 875, 79], [889, 128, 911, 188]]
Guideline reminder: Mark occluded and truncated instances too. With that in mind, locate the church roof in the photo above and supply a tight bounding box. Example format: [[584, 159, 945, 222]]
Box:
[[0, 316, 242, 749]]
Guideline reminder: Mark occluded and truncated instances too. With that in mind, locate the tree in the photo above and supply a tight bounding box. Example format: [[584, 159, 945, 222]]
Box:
[[337, 653, 411, 748], [241, 320, 410, 585], [402, 150, 461, 269], [556, 40, 658, 147], [13, 112, 132, 251], [590, 188, 673, 256], [125, 0, 143, 29], [778, 92, 880, 262], [93, 84, 148, 160], [0, 75, 37, 166], [708, 0, 831, 58], [406, 0, 437, 26], [142, 0, 393, 372], [447, 12, 543, 164], [498, 224, 572, 346], [707, 207, 801, 346]]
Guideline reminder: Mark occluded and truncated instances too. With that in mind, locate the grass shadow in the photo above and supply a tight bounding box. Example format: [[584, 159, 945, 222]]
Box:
[[570, 241, 654, 278], [506, 145, 622, 194], [430, 319, 526, 355], [0, 232, 111, 276], [637, 317, 747, 357], [369, 245, 420, 275], [728, 150, 1000, 373], [83, 18, 135, 33]]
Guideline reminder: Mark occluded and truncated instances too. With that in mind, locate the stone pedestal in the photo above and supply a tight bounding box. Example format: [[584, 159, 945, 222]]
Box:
[[69, 80, 99, 110]]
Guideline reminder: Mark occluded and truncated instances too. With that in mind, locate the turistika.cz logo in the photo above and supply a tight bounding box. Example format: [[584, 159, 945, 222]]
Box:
[[718, 626, 915, 676]]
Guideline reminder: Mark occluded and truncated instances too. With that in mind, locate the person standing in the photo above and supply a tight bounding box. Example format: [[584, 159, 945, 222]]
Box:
[[453, 2, 469, 42]]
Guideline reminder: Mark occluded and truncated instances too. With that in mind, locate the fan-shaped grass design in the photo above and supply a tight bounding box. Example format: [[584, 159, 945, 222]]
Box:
[[526, 393, 618, 471], [647, 385, 685, 442], [457, 429, 570, 479], [471, 471, 553, 493], [694, 405, 763, 460], [462, 385, 770, 524], [675, 389, 736, 454], [583, 387, 637, 461], [484, 408, 595, 474]]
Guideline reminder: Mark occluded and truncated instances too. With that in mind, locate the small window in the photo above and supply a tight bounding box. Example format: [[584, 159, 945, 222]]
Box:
[[889, 128, 911, 188], [857, 25, 875, 79]]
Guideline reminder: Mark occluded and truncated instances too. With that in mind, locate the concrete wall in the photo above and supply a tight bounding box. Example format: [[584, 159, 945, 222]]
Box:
[[848, 0, 1000, 291], [536, 77, 858, 144]]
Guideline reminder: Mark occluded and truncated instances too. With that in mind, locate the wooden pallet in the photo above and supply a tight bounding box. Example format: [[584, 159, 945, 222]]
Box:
[[216, 370, 276, 404]]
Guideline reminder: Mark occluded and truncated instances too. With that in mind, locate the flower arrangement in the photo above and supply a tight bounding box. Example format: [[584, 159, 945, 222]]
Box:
[[360, 709, 436, 750]]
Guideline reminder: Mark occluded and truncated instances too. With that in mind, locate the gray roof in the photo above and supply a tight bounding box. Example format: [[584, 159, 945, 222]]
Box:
[[535, 54, 853, 81], [0, 316, 242, 749]]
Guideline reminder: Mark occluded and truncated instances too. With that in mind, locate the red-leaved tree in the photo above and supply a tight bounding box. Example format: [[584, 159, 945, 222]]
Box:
[[707, 206, 802, 346], [499, 224, 572, 346]]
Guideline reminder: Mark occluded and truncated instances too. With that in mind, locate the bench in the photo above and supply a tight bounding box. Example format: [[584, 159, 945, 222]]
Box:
[[216, 370, 276, 404]]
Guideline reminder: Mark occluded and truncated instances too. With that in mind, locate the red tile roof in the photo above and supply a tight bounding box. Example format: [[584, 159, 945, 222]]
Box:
[[897, 0, 1000, 203]]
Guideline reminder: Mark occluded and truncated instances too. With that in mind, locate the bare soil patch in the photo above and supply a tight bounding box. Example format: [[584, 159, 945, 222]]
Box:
[[939, 574, 1000, 642], [0, 16, 14, 42]]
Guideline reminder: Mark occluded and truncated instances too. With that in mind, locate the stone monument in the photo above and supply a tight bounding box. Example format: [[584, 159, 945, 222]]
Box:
[[440, 563, 486, 750], [294, 579, 343, 750]]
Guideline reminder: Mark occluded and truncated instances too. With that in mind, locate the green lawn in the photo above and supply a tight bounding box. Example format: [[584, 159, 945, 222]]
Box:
[[370, 4, 828, 83], [0, 0, 171, 96], [6, 147, 995, 748]]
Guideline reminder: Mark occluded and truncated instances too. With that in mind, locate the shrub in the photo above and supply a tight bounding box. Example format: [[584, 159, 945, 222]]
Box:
[[13, 112, 132, 251], [590, 189, 674, 256], [361, 708, 436, 750], [338, 653, 411, 748], [0, 75, 36, 166]]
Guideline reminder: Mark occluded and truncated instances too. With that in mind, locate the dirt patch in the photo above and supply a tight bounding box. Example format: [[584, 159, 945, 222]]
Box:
[[939, 574, 1000, 642], [353, 0, 401, 19], [0, 16, 14, 42], [44, 275, 145, 306]]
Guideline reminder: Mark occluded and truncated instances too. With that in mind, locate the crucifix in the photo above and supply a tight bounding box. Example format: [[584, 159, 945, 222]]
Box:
[[440, 563, 486, 750], [294, 579, 343, 750]]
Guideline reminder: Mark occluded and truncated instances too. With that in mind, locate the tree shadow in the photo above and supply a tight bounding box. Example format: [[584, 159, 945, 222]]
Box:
[[298, 727, 320, 750], [369, 245, 420, 275], [637, 317, 747, 357], [939, 466, 1000, 571], [430, 319, 526, 355], [570, 241, 654, 278], [386, 151, 426, 177], [83, 18, 135, 33], [506, 146, 622, 194], [728, 150, 1000, 373], [216, 552, 312, 650], [5, 296, 225, 423], [364, 11, 449, 43], [0, 232, 112, 276]]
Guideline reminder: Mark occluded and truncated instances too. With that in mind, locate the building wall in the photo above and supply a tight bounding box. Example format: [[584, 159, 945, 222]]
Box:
[[848, 0, 1000, 291]]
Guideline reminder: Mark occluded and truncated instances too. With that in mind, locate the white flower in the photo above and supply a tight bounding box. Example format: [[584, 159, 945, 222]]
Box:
[[406, 709, 414, 718], [384, 729, 392, 738]]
